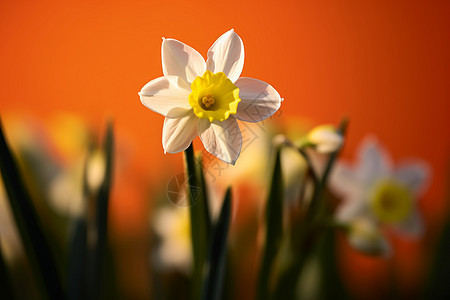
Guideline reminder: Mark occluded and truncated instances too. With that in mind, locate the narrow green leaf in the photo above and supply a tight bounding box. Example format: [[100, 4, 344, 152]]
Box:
[[67, 217, 87, 300], [87, 121, 114, 300], [0, 240, 15, 299], [0, 120, 65, 299], [422, 216, 450, 299], [257, 148, 283, 300], [184, 143, 210, 299], [202, 187, 232, 300], [318, 230, 352, 300]]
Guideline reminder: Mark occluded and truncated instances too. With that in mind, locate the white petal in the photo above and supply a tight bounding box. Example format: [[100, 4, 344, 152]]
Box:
[[394, 162, 431, 196], [316, 141, 342, 154], [198, 117, 242, 165], [162, 38, 206, 84], [330, 163, 363, 198], [234, 77, 282, 122], [206, 29, 244, 83], [139, 76, 192, 118], [357, 137, 392, 185], [162, 111, 198, 153], [335, 197, 368, 222], [392, 210, 424, 238]]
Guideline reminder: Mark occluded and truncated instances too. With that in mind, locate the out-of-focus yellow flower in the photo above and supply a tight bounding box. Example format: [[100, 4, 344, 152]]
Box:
[[306, 125, 343, 154], [139, 29, 283, 164], [153, 206, 192, 273], [330, 137, 430, 255]]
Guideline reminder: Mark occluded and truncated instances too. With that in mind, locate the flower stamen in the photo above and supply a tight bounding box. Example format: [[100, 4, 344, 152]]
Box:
[[201, 94, 215, 109]]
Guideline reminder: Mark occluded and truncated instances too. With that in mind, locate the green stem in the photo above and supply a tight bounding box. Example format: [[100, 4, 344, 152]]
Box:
[[184, 144, 210, 299]]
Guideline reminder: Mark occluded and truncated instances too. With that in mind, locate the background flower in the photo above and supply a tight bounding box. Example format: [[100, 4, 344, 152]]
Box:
[[331, 137, 431, 254]]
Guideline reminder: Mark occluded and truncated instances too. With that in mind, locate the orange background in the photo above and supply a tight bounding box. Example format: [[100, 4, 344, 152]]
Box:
[[1, 0, 450, 298]]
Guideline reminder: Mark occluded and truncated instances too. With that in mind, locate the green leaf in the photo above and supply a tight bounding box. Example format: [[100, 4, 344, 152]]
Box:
[[86, 121, 114, 300], [202, 187, 232, 300], [257, 148, 283, 300], [0, 240, 15, 299], [422, 216, 450, 299], [184, 143, 210, 299], [67, 217, 87, 300], [0, 119, 65, 299], [318, 230, 352, 300]]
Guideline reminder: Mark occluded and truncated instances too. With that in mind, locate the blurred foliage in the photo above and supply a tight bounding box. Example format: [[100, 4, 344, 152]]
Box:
[[0, 116, 447, 300]]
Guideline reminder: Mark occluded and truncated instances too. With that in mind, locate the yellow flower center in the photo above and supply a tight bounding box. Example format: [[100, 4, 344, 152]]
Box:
[[370, 180, 413, 224], [189, 71, 241, 122], [201, 94, 215, 109]]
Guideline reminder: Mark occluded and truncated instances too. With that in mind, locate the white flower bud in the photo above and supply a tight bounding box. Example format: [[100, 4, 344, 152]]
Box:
[[307, 125, 343, 154]]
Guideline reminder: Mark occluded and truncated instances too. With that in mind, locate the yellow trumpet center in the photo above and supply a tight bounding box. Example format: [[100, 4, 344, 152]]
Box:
[[189, 71, 241, 122], [370, 180, 413, 224]]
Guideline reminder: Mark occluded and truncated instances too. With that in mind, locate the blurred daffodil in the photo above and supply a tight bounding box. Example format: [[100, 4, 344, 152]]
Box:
[[139, 29, 282, 164], [153, 206, 192, 273], [306, 125, 343, 154], [331, 138, 430, 255]]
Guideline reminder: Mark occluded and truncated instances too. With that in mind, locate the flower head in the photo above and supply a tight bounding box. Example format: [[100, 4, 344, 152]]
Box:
[[139, 29, 282, 164], [330, 137, 430, 255]]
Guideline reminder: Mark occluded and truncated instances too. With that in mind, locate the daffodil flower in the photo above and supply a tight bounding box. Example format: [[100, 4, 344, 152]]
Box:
[[139, 29, 282, 164], [330, 138, 430, 254]]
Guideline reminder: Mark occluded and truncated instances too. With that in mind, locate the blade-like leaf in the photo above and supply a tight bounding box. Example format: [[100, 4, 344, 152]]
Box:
[[0, 240, 15, 299], [0, 120, 65, 299], [318, 230, 352, 300], [423, 216, 450, 299], [257, 148, 283, 300], [87, 121, 114, 300], [67, 218, 87, 300], [202, 187, 232, 300]]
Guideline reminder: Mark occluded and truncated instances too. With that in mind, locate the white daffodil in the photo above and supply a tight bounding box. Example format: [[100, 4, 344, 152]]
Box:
[[330, 137, 430, 254], [139, 29, 282, 164], [307, 125, 343, 154]]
